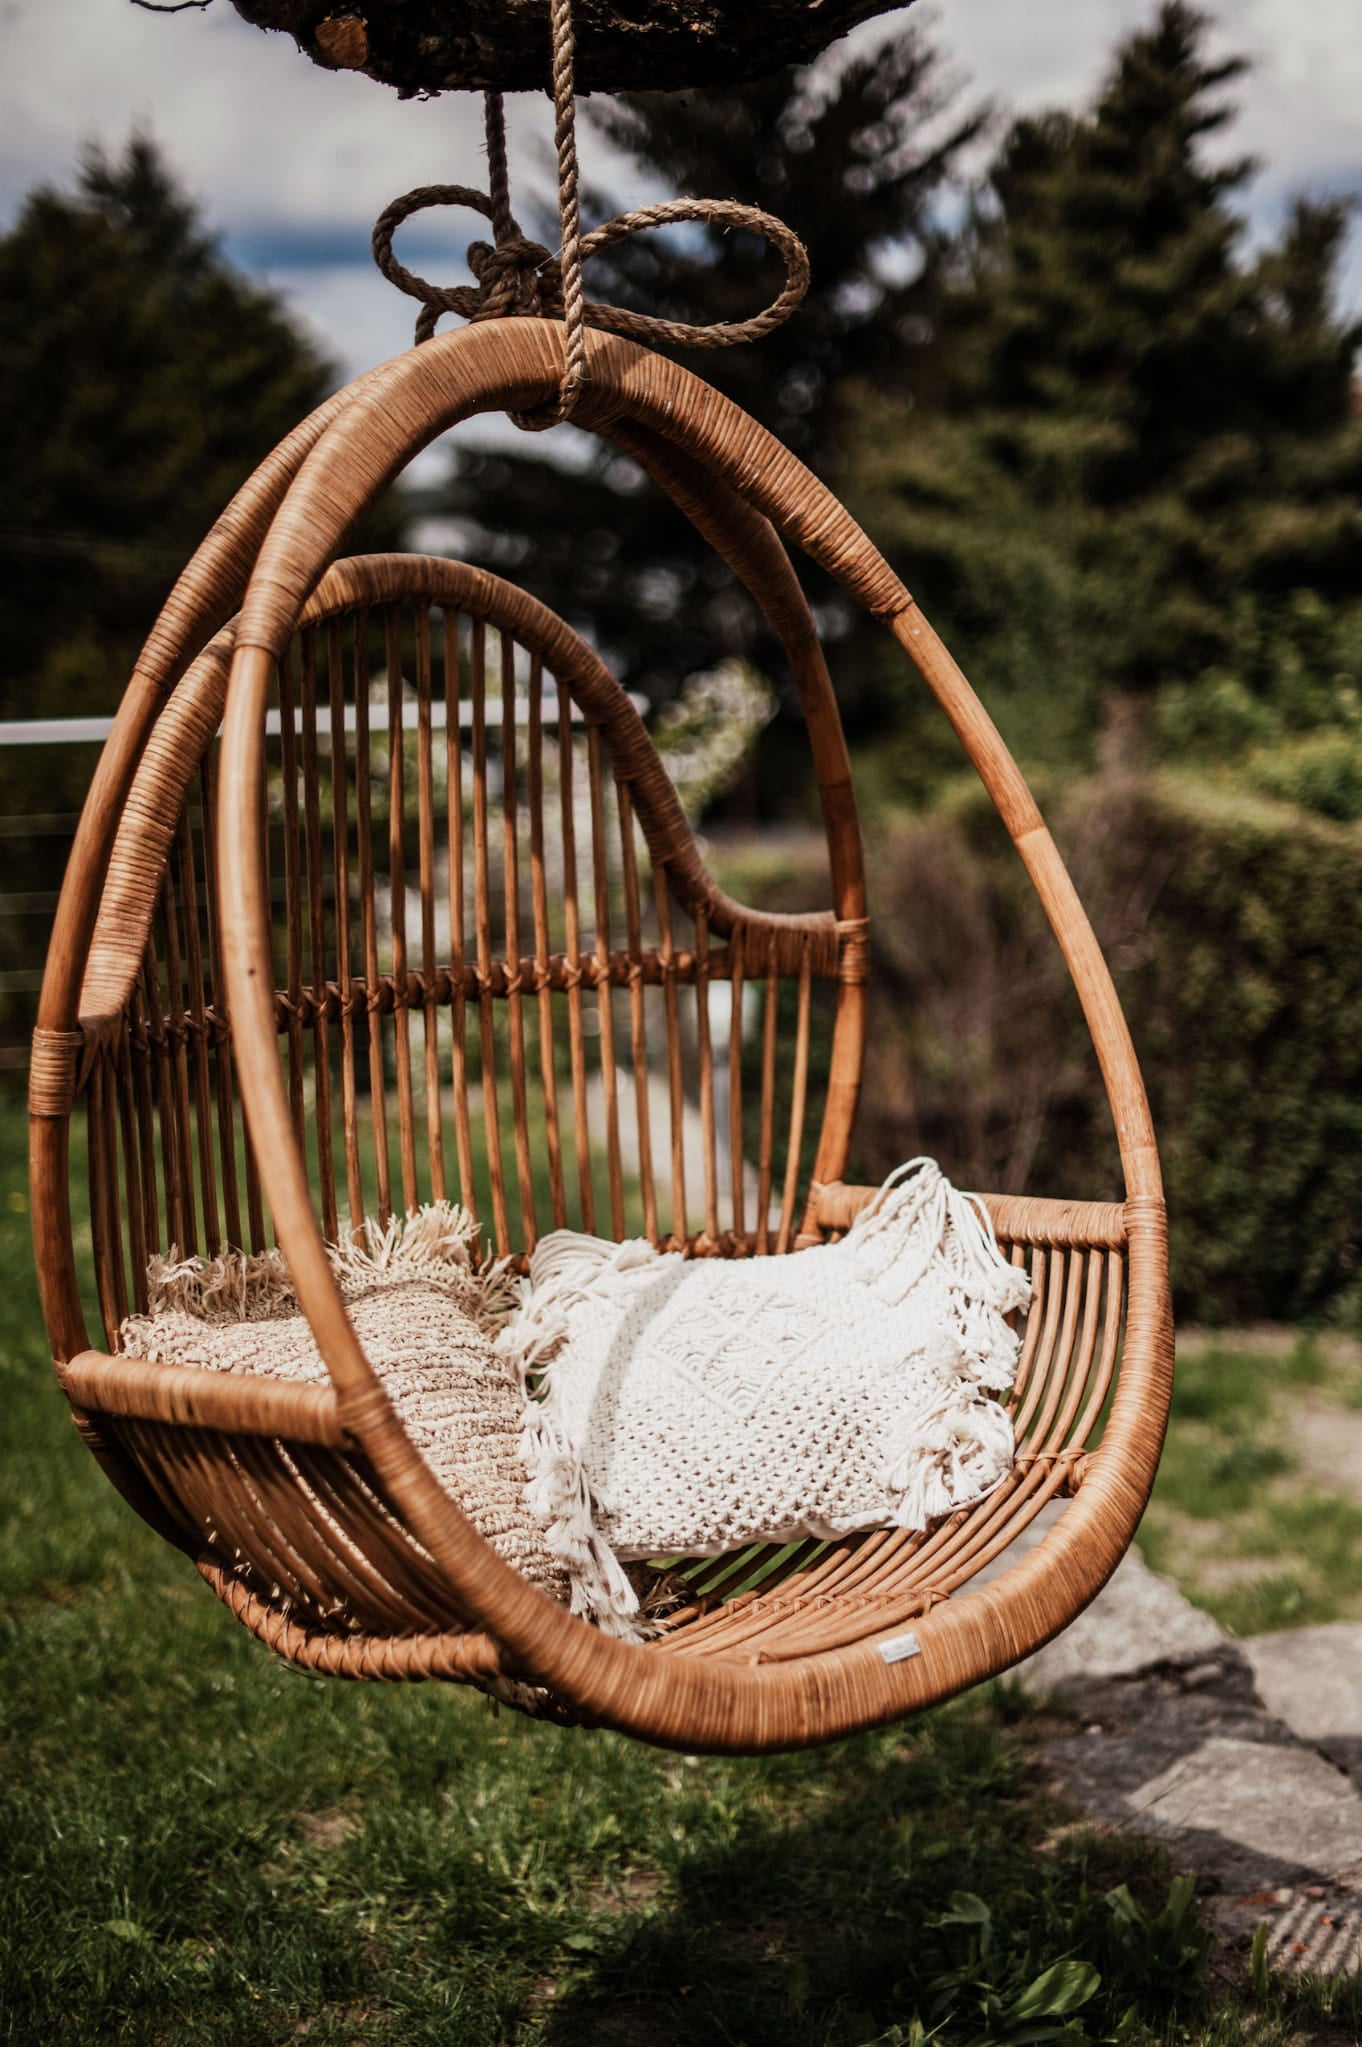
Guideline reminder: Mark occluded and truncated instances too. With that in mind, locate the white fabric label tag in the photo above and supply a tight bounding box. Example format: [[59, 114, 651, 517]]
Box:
[[878, 1633, 922, 1665]]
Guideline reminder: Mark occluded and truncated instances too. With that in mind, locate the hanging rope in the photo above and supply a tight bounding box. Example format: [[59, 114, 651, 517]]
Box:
[[370, 0, 810, 430], [547, 0, 588, 420], [483, 90, 515, 245]]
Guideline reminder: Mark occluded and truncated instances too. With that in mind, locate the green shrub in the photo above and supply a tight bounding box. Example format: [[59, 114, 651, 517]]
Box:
[[855, 771, 1362, 1322], [1242, 729, 1362, 822]]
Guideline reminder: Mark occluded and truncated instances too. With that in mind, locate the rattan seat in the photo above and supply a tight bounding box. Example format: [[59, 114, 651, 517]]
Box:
[[30, 321, 1173, 1753]]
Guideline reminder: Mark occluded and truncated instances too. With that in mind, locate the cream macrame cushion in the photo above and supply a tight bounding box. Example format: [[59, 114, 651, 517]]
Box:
[[120, 1204, 574, 1618], [500, 1160, 1033, 1638]]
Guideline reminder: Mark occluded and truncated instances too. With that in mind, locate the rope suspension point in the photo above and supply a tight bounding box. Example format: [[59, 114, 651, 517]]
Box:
[[546, 0, 589, 424], [370, 0, 811, 424], [483, 90, 515, 246]]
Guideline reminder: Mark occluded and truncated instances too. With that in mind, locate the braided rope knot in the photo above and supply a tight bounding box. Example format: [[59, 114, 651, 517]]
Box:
[[371, 184, 529, 343], [466, 235, 563, 322], [372, 184, 810, 422]]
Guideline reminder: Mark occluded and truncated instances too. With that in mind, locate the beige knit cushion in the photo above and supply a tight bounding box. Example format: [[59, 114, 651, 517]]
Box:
[[119, 1204, 571, 1611], [499, 1160, 1032, 1638]]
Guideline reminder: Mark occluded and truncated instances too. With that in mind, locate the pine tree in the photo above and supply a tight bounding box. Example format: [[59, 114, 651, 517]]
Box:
[[434, 26, 986, 723], [849, 2, 1362, 778], [0, 138, 403, 1041], [0, 136, 350, 731]]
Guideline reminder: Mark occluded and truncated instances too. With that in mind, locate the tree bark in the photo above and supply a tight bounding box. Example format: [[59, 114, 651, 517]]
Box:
[[223, 0, 912, 97], [1096, 688, 1153, 780]]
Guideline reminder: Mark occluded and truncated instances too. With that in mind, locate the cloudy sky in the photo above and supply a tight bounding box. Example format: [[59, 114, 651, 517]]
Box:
[[5, 0, 1362, 389]]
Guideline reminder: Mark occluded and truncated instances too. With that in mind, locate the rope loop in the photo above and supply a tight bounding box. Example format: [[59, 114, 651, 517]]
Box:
[[372, 187, 810, 373], [575, 197, 811, 351], [372, 184, 556, 345]]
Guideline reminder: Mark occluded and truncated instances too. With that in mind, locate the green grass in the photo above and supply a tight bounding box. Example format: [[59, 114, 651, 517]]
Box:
[[0, 1102, 1351, 2044], [1140, 1332, 1362, 1635]]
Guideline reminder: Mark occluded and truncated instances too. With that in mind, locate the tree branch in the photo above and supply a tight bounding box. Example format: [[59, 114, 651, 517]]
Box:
[[215, 1, 912, 96]]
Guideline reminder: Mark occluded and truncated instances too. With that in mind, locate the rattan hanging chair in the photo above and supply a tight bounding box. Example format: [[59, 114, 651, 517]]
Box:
[[30, 319, 1173, 1753]]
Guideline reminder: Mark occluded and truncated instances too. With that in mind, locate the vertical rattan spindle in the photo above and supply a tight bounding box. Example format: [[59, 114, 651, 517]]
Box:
[[653, 866, 686, 1247], [277, 641, 307, 1153], [616, 779, 657, 1242], [756, 934, 779, 1254], [329, 616, 365, 1236], [354, 607, 393, 1223], [199, 752, 243, 1250], [694, 905, 719, 1248], [386, 605, 419, 1215], [501, 631, 537, 1245], [157, 868, 198, 1256], [558, 680, 594, 1232], [414, 605, 445, 1203], [470, 618, 509, 1251], [300, 628, 337, 1242], [527, 654, 567, 1229], [586, 723, 625, 1241], [776, 941, 813, 1253], [444, 609, 476, 1218], [175, 807, 221, 1252]]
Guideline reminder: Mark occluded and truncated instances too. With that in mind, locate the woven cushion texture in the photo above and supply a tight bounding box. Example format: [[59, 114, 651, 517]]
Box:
[[120, 1205, 569, 1609], [500, 1159, 1033, 1633]]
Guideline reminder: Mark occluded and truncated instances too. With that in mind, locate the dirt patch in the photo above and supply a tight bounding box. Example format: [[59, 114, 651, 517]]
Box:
[[1288, 1393, 1362, 1500], [1180, 1327, 1362, 1367], [296, 1810, 351, 1852], [1194, 1555, 1291, 1593], [583, 1866, 662, 1916]]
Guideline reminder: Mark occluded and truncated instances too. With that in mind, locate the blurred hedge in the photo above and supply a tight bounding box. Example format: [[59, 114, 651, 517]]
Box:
[[856, 772, 1362, 1324]]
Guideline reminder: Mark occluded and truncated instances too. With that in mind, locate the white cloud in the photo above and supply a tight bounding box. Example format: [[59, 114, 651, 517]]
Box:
[[4, 3, 511, 229], [2, 0, 640, 384], [4, 0, 1361, 381], [929, 0, 1362, 188]]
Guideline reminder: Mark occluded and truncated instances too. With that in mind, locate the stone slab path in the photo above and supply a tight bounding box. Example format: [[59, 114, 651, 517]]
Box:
[[1246, 1624, 1362, 1786], [970, 1509, 1362, 1979]]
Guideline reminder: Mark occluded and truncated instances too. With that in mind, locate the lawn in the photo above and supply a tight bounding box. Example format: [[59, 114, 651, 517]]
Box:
[[1141, 1331, 1362, 1637], [0, 1100, 1353, 2046]]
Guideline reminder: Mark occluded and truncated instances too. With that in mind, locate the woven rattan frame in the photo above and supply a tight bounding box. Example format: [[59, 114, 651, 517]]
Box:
[[32, 320, 1173, 1753]]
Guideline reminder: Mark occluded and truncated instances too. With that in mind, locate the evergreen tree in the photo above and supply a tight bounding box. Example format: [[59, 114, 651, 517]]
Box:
[[434, 26, 986, 722], [0, 138, 403, 1043], [849, 2, 1362, 779], [0, 136, 352, 732]]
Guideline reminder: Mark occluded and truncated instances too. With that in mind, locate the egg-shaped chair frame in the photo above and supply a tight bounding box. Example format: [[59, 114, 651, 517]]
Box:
[[207, 318, 1171, 1751], [30, 318, 1172, 1753]]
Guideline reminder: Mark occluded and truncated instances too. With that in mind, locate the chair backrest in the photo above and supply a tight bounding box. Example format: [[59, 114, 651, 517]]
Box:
[[77, 552, 867, 1342]]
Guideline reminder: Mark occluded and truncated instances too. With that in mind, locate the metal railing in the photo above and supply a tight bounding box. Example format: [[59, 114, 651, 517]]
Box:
[[0, 779, 92, 1070], [0, 693, 647, 1075]]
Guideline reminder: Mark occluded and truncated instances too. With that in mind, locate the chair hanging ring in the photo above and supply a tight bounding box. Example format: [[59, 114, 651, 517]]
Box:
[[370, 0, 811, 425]]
